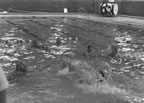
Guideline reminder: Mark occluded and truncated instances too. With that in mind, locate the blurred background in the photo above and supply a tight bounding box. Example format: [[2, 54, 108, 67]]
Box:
[[0, 0, 144, 17]]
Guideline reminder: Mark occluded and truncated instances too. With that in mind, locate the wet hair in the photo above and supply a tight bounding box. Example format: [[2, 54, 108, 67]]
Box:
[[32, 40, 39, 48], [98, 70, 106, 83], [99, 70, 105, 78], [87, 45, 92, 53], [56, 38, 61, 46], [109, 45, 118, 58], [15, 61, 27, 73]]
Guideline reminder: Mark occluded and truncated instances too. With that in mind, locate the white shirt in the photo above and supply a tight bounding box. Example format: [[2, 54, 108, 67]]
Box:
[[0, 66, 9, 92]]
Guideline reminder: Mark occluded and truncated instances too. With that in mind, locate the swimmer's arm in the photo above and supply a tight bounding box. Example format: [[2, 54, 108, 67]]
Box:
[[0, 90, 7, 103]]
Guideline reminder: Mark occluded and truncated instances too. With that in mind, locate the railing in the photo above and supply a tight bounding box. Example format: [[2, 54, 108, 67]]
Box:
[[78, 7, 87, 16]]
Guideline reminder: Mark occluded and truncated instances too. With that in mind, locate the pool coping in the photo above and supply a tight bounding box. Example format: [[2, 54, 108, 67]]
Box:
[[0, 13, 144, 29]]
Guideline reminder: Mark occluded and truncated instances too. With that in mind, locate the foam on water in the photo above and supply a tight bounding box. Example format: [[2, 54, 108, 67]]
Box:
[[2, 17, 144, 103]]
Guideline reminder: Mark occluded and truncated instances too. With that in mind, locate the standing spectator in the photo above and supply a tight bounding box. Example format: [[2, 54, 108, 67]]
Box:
[[0, 66, 9, 103]]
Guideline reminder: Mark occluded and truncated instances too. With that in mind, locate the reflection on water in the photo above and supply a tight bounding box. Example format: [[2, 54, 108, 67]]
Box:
[[111, 27, 144, 103], [47, 21, 77, 56], [0, 18, 144, 103]]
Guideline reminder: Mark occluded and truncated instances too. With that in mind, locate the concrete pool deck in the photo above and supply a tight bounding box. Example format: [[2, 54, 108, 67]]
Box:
[[0, 13, 144, 29]]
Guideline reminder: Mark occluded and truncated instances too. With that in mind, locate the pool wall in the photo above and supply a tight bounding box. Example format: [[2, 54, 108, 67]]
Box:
[[0, 0, 144, 17]]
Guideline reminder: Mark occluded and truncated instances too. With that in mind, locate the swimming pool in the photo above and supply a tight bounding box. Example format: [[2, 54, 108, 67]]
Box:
[[0, 14, 144, 103]]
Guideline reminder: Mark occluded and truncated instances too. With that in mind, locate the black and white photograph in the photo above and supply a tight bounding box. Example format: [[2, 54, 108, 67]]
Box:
[[0, 0, 144, 103]]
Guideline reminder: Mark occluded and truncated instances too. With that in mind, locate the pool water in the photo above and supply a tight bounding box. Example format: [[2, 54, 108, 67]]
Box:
[[0, 17, 144, 103]]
